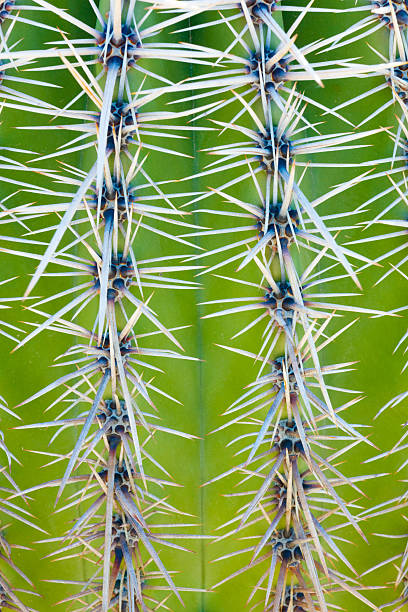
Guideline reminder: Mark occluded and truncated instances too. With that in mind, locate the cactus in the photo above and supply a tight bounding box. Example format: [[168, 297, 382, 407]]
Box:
[[0, 1, 406, 611]]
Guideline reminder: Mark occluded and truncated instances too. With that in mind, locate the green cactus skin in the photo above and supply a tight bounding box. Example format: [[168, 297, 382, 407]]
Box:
[[0, 1, 406, 611]]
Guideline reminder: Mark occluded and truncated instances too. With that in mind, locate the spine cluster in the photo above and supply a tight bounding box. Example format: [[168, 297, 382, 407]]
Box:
[[152, 0, 402, 610], [0, 2, 207, 610]]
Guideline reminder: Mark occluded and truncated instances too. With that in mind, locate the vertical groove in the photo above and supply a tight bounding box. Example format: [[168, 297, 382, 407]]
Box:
[[187, 15, 207, 609]]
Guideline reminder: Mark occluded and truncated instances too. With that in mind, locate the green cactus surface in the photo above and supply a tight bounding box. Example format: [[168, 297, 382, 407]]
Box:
[[0, 1, 406, 611]]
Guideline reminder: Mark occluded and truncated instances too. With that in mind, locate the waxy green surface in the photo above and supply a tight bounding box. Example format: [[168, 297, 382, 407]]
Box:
[[0, 0, 406, 610]]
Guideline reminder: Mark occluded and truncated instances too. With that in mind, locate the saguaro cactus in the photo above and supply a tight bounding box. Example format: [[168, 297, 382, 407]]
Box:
[[0, 1, 406, 611]]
